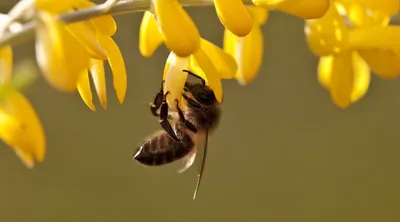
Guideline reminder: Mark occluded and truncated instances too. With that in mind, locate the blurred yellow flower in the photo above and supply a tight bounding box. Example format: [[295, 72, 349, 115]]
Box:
[[223, 6, 268, 85], [34, 0, 126, 110], [0, 45, 45, 169], [252, 0, 330, 19], [318, 52, 370, 108], [305, 1, 400, 108]]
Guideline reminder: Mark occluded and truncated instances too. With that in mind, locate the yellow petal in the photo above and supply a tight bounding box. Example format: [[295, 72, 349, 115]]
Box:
[[329, 53, 354, 108], [349, 26, 400, 50], [350, 52, 370, 103], [89, 59, 107, 109], [192, 49, 223, 103], [0, 45, 13, 83], [65, 21, 107, 60], [90, 15, 117, 37], [224, 24, 263, 85], [139, 11, 164, 57], [152, 0, 200, 57], [163, 52, 190, 108], [213, 0, 252, 37], [96, 34, 127, 104], [339, 0, 399, 16], [188, 58, 208, 81], [223, 27, 239, 58], [0, 109, 24, 150], [15, 149, 35, 169], [304, 3, 349, 56], [200, 39, 237, 79], [35, 0, 85, 13], [1, 91, 46, 168], [317, 55, 334, 89], [253, 0, 330, 19], [247, 6, 269, 25], [77, 69, 96, 111], [36, 12, 89, 92], [339, 2, 390, 27], [358, 49, 400, 79], [72, 0, 117, 36]]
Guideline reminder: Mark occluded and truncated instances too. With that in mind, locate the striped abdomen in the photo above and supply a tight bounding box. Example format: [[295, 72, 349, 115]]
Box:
[[133, 130, 194, 166]]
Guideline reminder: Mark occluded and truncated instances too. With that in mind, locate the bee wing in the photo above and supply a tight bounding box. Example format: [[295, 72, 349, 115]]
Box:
[[177, 149, 197, 174], [176, 132, 206, 174]]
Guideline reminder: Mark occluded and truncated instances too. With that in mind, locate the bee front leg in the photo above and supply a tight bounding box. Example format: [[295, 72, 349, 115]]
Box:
[[175, 99, 198, 133], [182, 70, 205, 86], [159, 92, 180, 142], [150, 80, 165, 117]]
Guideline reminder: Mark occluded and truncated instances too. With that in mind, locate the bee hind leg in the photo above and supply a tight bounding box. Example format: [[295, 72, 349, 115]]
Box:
[[175, 99, 198, 133], [160, 92, 180, 142]]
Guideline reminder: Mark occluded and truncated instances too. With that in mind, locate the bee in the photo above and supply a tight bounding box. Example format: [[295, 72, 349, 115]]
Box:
[[133, 70, 221, 200]]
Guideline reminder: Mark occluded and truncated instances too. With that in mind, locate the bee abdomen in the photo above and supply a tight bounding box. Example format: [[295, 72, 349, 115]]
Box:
[[133, 131, 194, 166]]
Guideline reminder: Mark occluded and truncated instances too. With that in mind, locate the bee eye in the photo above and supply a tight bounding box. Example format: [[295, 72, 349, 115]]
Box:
[[199, 93, 209, 101]]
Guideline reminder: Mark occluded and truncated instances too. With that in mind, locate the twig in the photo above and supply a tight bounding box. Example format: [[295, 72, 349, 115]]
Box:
[[0, 0, 254, 48]]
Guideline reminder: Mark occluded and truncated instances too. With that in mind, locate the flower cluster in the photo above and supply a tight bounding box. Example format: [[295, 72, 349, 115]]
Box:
[[305, 0, 400, 108], [139, 0, 330, 106], [0, 0, 399, 168], [0, 0, 126, 168]]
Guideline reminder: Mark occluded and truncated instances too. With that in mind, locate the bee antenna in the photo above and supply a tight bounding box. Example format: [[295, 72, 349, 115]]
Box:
[[193, 130, 209, 200]]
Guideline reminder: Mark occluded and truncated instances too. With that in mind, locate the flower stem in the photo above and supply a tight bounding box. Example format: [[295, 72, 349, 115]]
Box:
[[0, 0, 254, 48]]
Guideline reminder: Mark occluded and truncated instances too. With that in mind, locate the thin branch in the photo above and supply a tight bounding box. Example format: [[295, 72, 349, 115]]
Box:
[[0, 0, 254, 47]]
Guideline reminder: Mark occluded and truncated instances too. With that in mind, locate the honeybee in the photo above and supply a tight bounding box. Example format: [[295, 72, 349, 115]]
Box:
[[133, 70, 221, 200]]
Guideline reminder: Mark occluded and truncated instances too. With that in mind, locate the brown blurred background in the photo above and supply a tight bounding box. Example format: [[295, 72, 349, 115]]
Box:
[[1, 1, 400, 222]]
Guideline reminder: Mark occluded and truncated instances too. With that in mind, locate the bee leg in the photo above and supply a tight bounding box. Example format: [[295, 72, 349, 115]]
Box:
[[182, 70, 205, 87], [182, 94, 201, 109], [175, 99, 198, 133], [160, 92, 180, 142], [150, 80, 165, 117]]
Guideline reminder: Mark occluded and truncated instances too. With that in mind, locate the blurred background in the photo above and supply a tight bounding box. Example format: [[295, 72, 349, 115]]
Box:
[[1, 1, 400, 222]]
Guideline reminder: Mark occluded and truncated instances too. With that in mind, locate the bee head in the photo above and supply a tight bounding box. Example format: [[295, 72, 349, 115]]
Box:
[[184, 82, 217, 106]]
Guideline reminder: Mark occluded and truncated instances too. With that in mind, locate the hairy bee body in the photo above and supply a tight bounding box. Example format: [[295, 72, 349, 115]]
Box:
[[133, 70, 221, 199], [134, 125, 194, 166], [134, 91, 220, 167]]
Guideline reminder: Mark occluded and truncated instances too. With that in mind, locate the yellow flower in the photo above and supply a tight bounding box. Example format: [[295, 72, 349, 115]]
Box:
[[252, 0, 330, 19], [305, 1, 400, 108], [139, 7, 237, 106], [213, 0, 253, 37], [139, 1, 258, 59], [223, 6, 268, 85], [35, 11, 92, 92], [0, 45, 46, 169], [336, 0, 400, 79], [162, 38, 238, 107], [145, 0, 200, 57], [139, 11, 164, 58], [34, 0, 126, 110], [318, 52, 370, 108], [75, 1, 127, 111]]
